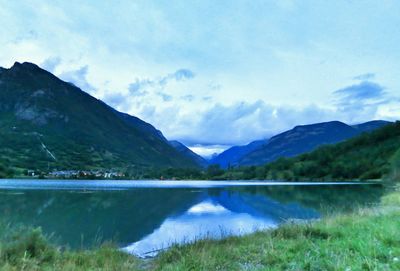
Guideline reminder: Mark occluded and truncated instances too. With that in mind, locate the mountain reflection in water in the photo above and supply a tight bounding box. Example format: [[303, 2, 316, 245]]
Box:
[[0, 180, 384, 257], [123, 200, 276, 257]]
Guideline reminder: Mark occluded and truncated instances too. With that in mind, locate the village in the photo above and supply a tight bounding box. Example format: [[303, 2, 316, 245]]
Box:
[[27, 169, 126, 179]]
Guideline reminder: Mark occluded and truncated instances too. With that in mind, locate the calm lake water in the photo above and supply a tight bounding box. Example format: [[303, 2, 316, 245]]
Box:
[[0, 180, 384, 257]]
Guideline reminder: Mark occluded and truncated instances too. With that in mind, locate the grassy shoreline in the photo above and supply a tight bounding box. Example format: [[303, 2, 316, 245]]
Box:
[[154, 188, 400, 270], [0, 187, 399, 270]]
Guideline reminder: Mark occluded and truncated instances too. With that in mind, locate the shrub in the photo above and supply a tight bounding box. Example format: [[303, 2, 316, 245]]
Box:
[[0, 226, 56, 265]]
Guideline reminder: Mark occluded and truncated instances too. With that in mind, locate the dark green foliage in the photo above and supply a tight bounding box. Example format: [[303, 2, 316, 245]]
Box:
[[0, 225, 56, 266], [390, 148, 400, 182], [0, 164, 13, 178], [206, 164, 225, 179], [118, 166, 205, 180]]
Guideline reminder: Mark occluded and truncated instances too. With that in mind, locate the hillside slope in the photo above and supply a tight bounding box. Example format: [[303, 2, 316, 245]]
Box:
[[259, 121, 400, 181], [209, 140, 265, 168], [168, 140, 209, 168], [352, 120, 391, 133], [0, 62, 199, 174], [235, 120, 390, 166]]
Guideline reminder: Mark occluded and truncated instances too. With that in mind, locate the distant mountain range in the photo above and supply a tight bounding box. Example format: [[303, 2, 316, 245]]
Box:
[[211, 120, 391, 168], [0, 61, 393, 176], [209, 140, 265, 168], [0, 62, 202, 174], [260, 121, 400, 181]]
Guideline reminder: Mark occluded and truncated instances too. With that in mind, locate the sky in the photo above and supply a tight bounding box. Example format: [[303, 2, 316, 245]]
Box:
[[1, 0, 399, 157]]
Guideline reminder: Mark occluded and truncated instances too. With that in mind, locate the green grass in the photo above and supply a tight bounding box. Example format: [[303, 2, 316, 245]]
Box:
[[0, 226, 142, 271], [381, 186, 400, 206], [155, 198, 400, 270], [0, 188, 399, 270]]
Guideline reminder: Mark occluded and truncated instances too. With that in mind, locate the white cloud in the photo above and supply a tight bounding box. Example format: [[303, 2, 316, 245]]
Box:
[[59, 66, 96, 94], [188, 145, 231, 159], [353, 73, 375, 81], [0, 0, 399, 157], [40, 57, 61, 73]]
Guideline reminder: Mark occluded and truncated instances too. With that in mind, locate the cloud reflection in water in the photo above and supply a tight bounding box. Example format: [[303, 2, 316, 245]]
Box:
[[123, 200, 276, 257]]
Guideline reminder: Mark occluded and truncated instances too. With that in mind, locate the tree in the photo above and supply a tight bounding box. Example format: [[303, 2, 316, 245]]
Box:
[[207, 165, 224, 179], [390, 148, 400, 181]]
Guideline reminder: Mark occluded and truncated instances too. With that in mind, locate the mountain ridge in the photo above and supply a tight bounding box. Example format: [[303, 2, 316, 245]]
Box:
[[0, 61, 201, 174], [212, 120, 391, 168], [168, 140, 209, 168]]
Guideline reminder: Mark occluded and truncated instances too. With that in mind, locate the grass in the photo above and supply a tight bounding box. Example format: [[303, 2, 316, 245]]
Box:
[[381, 186, 400, 206], [155, 200, 400, 270], [0, 188, 399, 270], [0, 227, 141, 271]]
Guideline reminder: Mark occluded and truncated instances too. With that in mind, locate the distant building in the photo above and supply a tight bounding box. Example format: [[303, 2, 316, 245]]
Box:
[[48, 169, 124, 179]]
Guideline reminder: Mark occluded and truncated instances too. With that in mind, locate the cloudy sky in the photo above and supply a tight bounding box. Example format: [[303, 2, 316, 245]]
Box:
[[1, 1, 399, 156]]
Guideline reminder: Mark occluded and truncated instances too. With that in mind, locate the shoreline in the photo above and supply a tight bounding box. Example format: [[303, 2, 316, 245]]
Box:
[[0, 186, 398, 270], [0, 179, 382, 191]]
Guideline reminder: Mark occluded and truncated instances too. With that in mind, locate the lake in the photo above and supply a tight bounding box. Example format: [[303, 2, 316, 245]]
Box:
[[0, 179, 384, 257]]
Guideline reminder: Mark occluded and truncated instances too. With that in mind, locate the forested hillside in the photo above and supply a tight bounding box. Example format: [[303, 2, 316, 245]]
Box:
[[212, 120, 390, 168], [228, 121, 400, 181], [0, 62, 201, 176]]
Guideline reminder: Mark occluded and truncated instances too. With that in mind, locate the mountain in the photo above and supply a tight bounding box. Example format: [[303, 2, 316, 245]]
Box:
[[260, 121, 400, 181], [168, 140, 209, 168], [113, 110, 168, 143], [209, 140, 265, 168], [0, 62, 199, 174], [352, 120, 391, 133], [212, 120, 391, 168], [115, 110, 207, 168]]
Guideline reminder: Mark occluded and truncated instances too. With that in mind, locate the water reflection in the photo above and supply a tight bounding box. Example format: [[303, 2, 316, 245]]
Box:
[[0, 181, 384, 257], [123, 190, 323, 256], [123, 200, 276, 257]]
